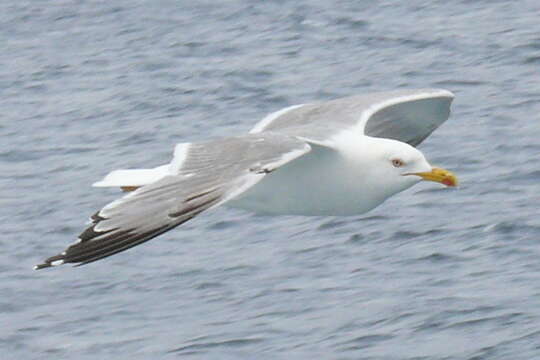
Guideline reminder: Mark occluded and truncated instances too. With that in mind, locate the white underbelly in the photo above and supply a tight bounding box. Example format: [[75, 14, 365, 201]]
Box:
[[226, 145, 389, 216]]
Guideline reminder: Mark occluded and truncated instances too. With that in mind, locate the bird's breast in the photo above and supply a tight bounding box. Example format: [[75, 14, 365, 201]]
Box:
[[226, 144, 390, 216]]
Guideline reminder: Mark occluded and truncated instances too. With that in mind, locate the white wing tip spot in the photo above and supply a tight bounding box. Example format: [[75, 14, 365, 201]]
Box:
[[51, 259, 65, 266], [33, 259, 65, 270]]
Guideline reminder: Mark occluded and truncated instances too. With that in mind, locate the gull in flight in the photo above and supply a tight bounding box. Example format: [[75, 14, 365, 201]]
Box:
[[35, 89, 458, 269]]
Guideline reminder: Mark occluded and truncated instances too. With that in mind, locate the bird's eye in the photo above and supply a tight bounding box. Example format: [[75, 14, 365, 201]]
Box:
[[391, 159, 405, 168]]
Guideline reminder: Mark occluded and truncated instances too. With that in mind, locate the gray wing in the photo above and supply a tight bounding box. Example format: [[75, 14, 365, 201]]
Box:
[[35, 133, 310, 269], [250, 89, 454, 147]]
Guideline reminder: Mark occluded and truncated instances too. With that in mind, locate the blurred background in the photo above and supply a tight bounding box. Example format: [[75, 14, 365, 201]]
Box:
[[1, 1, 539, 359]]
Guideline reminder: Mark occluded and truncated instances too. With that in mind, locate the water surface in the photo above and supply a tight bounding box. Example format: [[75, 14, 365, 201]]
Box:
[[1, 1, 540, 359]]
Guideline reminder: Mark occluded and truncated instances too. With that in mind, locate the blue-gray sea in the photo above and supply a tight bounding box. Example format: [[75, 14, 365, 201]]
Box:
[[2, 1, 540, 359]]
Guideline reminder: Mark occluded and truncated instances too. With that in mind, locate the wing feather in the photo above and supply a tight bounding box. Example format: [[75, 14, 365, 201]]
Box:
[[250, 89, 454, 147], [35, 133, 310, 269]]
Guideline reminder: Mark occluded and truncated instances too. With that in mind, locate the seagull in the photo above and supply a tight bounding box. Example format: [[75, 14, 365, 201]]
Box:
[[35, 88, 458, 269]]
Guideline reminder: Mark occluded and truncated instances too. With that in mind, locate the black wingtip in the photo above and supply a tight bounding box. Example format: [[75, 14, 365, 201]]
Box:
[[33, 254, 66, 270], [34, 263, 52, 270]]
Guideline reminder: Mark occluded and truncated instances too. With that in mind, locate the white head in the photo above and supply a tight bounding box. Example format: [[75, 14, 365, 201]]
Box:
[[356, 136, 457, 202]]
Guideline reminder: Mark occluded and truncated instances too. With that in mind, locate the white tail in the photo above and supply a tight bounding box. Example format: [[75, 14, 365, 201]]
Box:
[[93, 164, 171, 188]]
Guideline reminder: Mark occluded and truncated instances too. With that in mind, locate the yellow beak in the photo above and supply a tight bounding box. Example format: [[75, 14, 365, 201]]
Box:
[[410, 167, 458, 187]]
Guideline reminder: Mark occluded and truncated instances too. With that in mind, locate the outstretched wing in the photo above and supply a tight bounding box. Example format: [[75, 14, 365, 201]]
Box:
[[35, 133, 310, 269], [250, 89, 454, 147]]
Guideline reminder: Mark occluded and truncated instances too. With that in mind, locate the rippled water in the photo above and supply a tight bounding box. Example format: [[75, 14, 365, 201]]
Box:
[[2, 1, 540, 359]]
